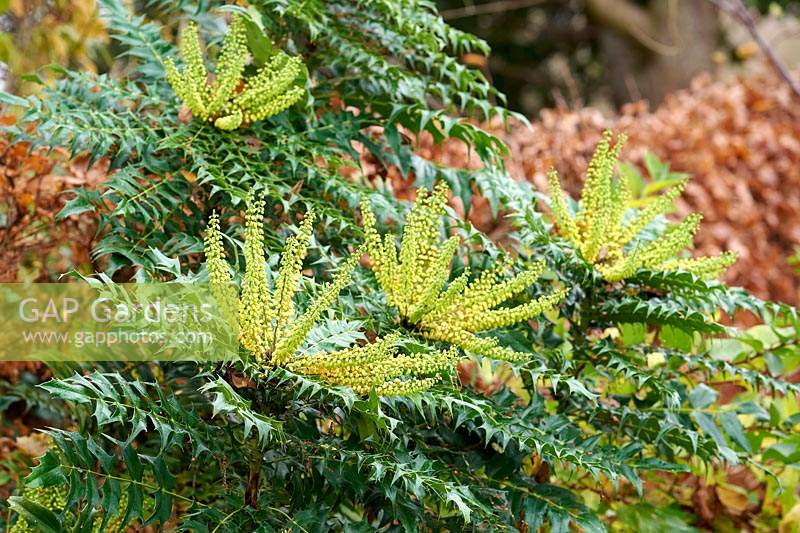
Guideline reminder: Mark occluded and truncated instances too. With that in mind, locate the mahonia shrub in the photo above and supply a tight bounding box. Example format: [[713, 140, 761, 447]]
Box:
[[2, 0, 799, 532], [506, 134, 800, 531]]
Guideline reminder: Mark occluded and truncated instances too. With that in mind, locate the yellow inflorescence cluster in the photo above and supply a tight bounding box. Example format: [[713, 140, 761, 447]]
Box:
[[11, 479, 131, 532], [204, 195, 456, 395], [362, 184, 567, 363], [204, 212, 239, 325], [10, 485, 68, 533], [165, 16, 305, 130], [548, 131, 737, 282], [288, 333, 458, 395]]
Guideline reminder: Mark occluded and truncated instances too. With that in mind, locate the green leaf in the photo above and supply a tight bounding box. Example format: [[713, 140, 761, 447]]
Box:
[[0, 90, 28, 107], [244, 20, 273, 65], [688, 384, 718, 409], [619, 322, 646, 346], [149, 247, 182, 277], [25, 450, 67, 488], [707, 338, 747, 361], [644, 152, 668, 182], [618, 163, 644, 198], [121, 442, 145, 481], [692, 411, 736, 462], [719, 412, 752, 453], [8, 496, 62, 533], [446, 491, 472, 522], [299, 319, 366, 355], [661, 325, 693, 352]]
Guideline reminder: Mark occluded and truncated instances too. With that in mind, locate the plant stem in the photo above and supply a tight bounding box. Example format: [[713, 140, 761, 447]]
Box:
[[244, 451, 261, 508]]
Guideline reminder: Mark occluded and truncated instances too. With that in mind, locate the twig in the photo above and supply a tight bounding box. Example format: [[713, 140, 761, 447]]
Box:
[[440, 0, 548, 20], [708, 0, 800, 100]]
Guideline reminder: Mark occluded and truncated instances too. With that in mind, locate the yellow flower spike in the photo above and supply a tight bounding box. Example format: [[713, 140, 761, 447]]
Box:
[[616, 183, 686, 246], [272, 250, 361, 366], [547, 130, 737, 281], [451, 259, 543, 320], [181, 23, 210, 107], [374, 377, 441, 396], [214, 109, 243, 131], [165, 15, 306, 130], [273, 210, 316, 334], [361, 199, 396, 290], [204, 16, 247, 120], [424, 327, 529, 363], [607, 160, 632, 240], [362, 184, 565, 362], [288, 334, 456, 394], [395, 185, 449, 315], [460, 287, 570, 333], [424, 268, 470, 320], [238, 195, 271, 357], [204, 206, 453, 395], [638, 213, 702, 269], [234, 54, 306, 122], [661, 251, 738, 279], [580, 131, 625, 263], [547, 169, 579, 243], [290, 333, 403, 373], [204, 211, 239, 326], [165, 22, 209, 118], [408, 235, 460, 323]]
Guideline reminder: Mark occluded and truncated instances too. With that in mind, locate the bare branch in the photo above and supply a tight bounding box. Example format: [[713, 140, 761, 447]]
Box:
[[708, 0, 800, 100]]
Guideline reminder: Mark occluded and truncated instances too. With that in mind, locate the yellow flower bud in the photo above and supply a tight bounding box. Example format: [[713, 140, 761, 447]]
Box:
[[10, 484, 69, 532]]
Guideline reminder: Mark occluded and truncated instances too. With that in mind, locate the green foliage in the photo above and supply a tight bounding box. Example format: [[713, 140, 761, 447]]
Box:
[[509, 136, 800, 529], [7, 0, 508, 277], [4, 0, 798, 531]]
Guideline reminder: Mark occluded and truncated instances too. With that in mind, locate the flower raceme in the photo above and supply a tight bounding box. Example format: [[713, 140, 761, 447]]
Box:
[[9, 482, 129, 532], [289, 333, 459, 395], [361, 184, 567, 363], [203, 196, 455, 395], [547, 131, 737, 282], [10, 485, 68, 533], [165, 16, 306, 130]]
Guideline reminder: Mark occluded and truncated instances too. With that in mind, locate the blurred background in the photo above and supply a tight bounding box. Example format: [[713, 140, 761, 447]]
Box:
[[438, 0, 800, 113]]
